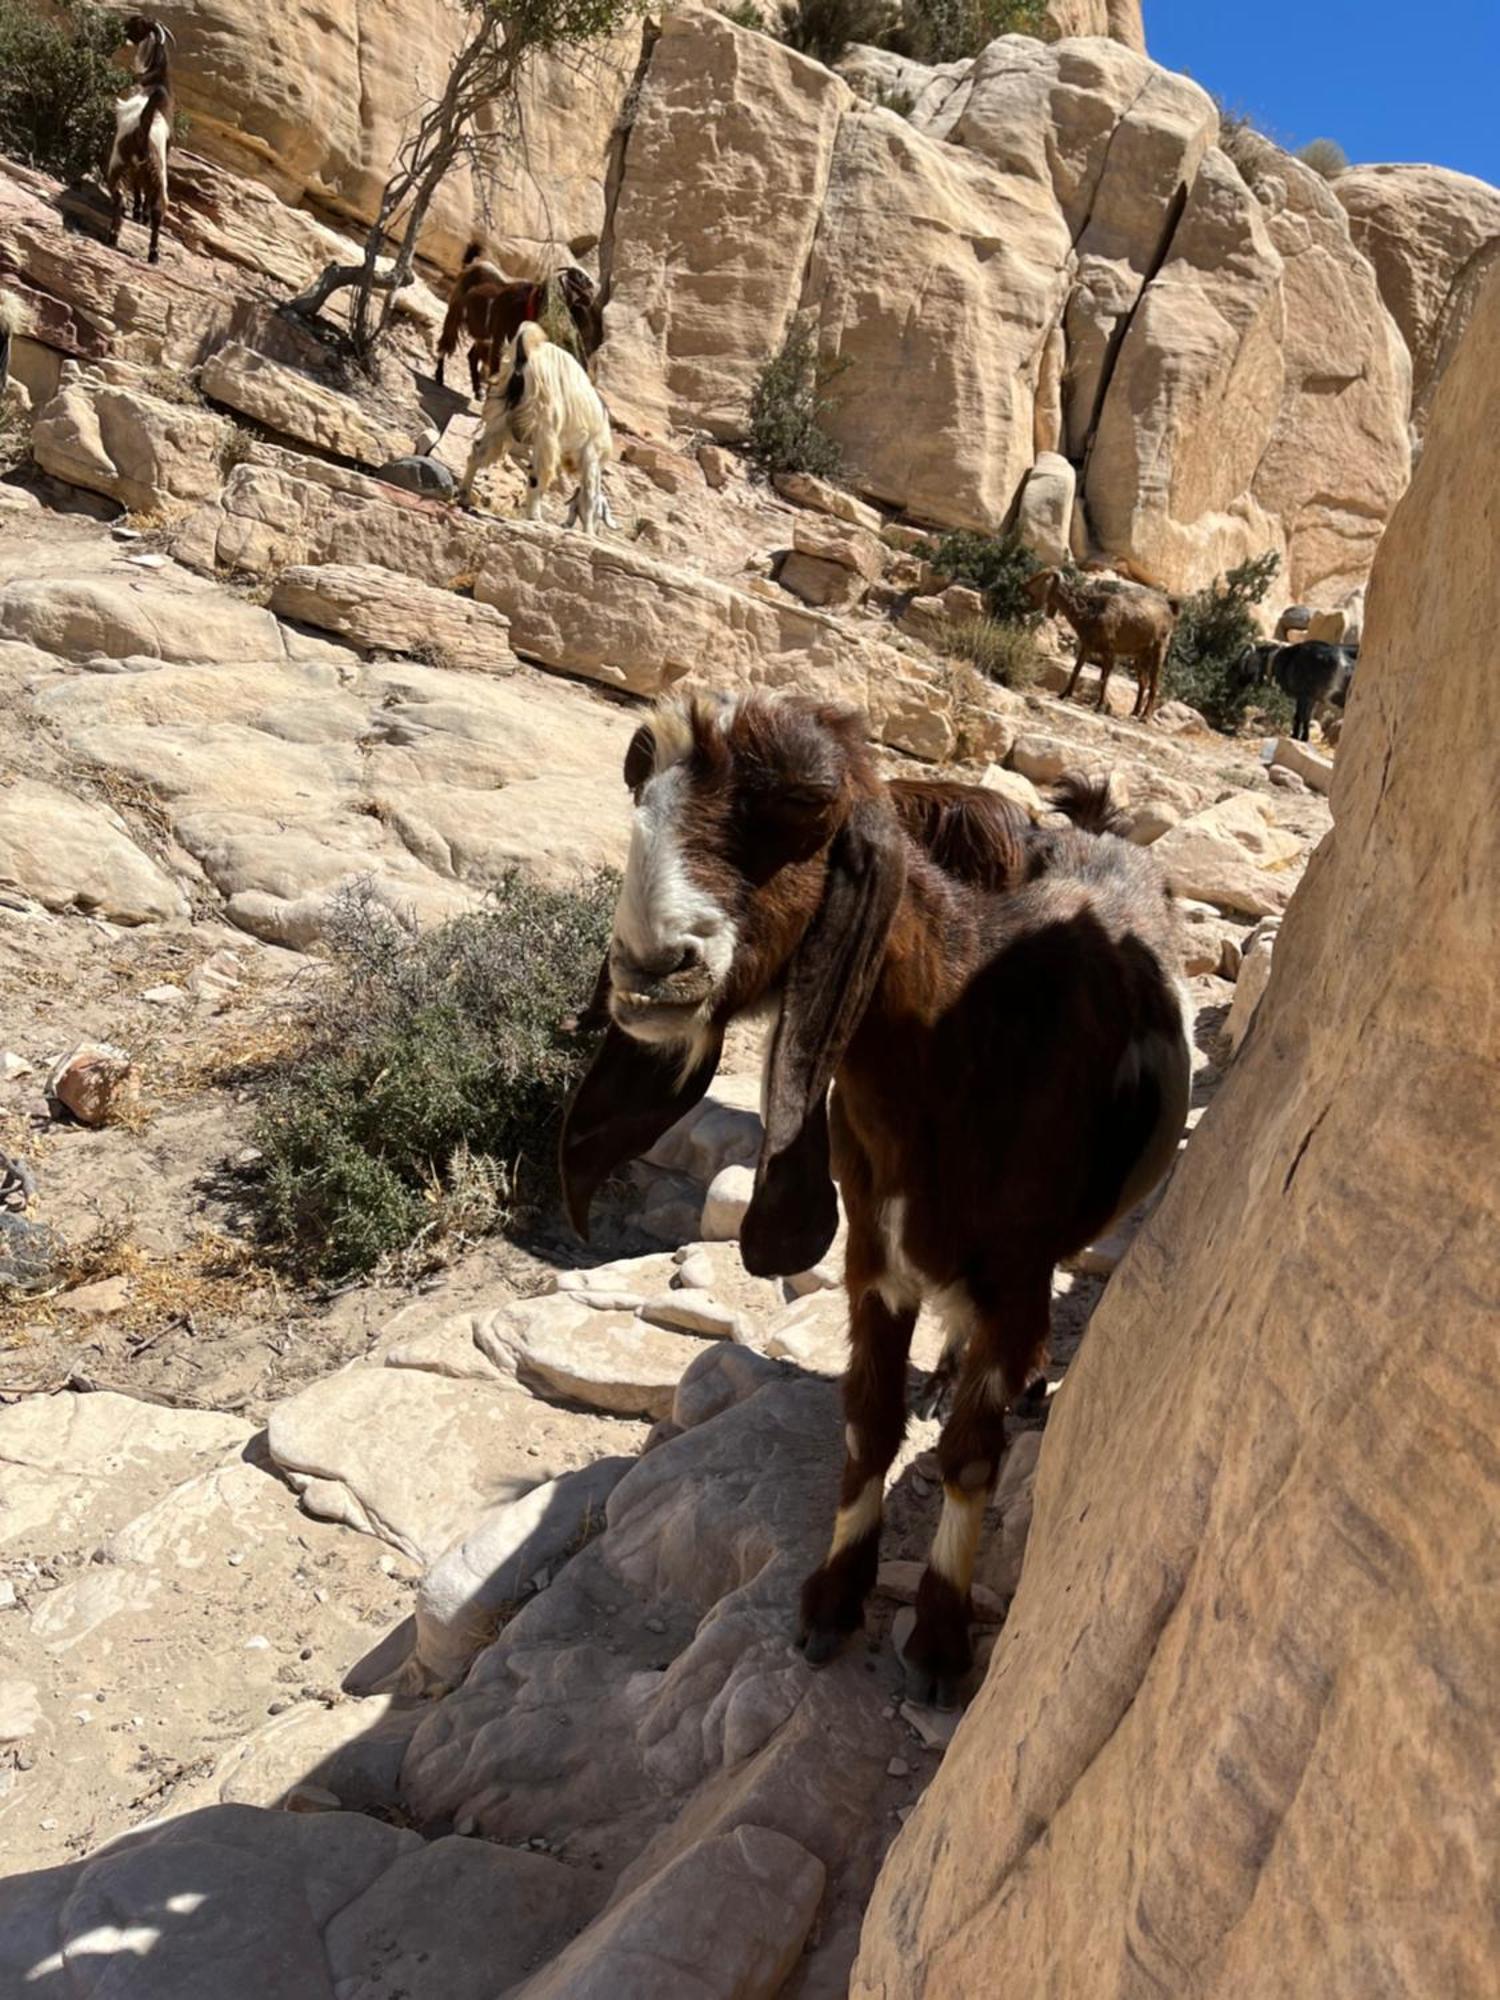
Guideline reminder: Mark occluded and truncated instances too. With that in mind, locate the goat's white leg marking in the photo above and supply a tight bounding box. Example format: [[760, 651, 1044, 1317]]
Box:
[[928, 1482, 986, 1593], [828, 1477, 883, 1559]]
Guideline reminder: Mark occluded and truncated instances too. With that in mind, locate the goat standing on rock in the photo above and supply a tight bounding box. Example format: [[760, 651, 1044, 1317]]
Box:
[[107, 16, 174, 265], [436, 243, 601, 400], [1027, 567, 1180, 720], [457, 322, 614, 533], [561, 696, 1191, 1704]]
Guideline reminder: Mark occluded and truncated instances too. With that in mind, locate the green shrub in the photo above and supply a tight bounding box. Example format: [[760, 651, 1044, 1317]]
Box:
[[716, 0, 767, 23], [254, 873, 618, 1279], [891, 0, 1045, 65], [945, 613, 1040, 690], [929, 528, 1041, 627], [0, 0, 121, 184], [1297, 136, 1349, 179], [747, 319, 844, 480], [1164, 550, 1282, 734]]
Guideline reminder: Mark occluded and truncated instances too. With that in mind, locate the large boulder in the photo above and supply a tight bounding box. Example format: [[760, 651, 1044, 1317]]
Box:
[[595, 10, 850, 438], [30, 375, 229, 513], [804, 103, 1072, 530], [271, 561, 515, 674], [1084, 147, 1288, 591], [853, 272, 1500, 1998], [1044, 0, 1146, 48], [1337, 162, 1500, 438], [0, 778, 187, 925]]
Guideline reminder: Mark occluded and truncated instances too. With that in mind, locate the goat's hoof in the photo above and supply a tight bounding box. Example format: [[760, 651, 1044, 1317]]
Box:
[[896, 1606, 973, 1711], [901, 1658, 966, 1712], [796, 1623, 848, 1668]]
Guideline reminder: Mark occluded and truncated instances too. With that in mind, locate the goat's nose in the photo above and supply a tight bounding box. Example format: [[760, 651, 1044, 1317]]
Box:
[[617, 940, 703, 983]]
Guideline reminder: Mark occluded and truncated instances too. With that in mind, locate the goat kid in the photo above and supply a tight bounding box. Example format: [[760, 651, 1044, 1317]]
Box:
[[457, 322, 614, 534], [436, 244, 601, 400], [560, 696, 1190, 1704], [107, 16, 174, 265]]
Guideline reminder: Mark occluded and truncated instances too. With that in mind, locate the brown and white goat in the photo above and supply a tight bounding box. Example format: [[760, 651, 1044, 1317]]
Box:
[[436, 243, 601, 400], [107, 15, 174, 265], [561, 696, 1191, 1705]]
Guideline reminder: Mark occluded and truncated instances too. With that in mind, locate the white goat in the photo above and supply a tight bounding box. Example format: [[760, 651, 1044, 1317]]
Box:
[[456, 322, 614, 534]]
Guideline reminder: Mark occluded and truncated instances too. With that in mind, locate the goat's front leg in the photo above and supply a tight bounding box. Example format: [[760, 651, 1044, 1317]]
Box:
[[902, 1266, 1050, 1708], [799, 1286, 916, 1665], [1061, 641, 1089, 703], [1095, 651, 1117, 711]]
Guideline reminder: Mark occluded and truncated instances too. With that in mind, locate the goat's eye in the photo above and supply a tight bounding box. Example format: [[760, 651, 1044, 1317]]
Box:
[[623, 725, 654, 797]]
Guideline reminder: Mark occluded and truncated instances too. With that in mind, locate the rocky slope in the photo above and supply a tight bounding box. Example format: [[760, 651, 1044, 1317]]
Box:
[[853, 266, 1500, 2000]]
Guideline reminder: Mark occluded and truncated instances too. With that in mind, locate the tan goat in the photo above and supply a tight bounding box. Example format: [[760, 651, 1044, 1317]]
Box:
[[1026, 568, 1180, 720]]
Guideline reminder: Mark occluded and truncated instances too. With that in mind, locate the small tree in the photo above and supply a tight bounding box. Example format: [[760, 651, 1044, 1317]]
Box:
[[288, 0, 640, 363], [1164, 549, 1282, 733], [891, 0, 1045, 65], [0, 0, 120, 184], [747, 319, 845, 479]]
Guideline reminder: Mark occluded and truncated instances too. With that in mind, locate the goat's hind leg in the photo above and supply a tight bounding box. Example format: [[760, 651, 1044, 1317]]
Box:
[[799, 1287, 916, 1665], [902, 1266, 1050, 1708]]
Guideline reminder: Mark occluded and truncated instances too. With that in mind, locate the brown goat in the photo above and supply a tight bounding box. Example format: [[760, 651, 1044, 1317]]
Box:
[[436, 244, 601, 399], [560, 695, 1190, 1705], [107, 15, 174, 265], [1027, 567, 1180, 720]]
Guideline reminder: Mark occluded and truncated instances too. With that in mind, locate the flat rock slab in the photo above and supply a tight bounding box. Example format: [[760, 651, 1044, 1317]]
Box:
[[478, 1295, 716, 1421], [271, 561, 514, 676], [267, 1362, 620, 1564], [0, 1804, 595, 2000]]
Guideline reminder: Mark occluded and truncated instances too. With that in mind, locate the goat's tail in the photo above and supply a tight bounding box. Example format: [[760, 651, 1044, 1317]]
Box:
[[1050, 772, 1132, 838], [515, 320, 550, 362], [461, 238, 487, 267]]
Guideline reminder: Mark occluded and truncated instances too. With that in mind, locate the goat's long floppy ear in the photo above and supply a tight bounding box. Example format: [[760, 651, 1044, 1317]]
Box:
[[559, 1016, 724, 1241], [740, 797, 906, 1278]]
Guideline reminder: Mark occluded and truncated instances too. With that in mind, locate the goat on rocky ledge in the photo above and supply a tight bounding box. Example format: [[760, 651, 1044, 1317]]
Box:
[[436, 244, 601, 400], [1027, 566, 1180, 720], [560, 696, 1190, 1704], [107, 15, 174, 265], [457, 322, 614, 533]]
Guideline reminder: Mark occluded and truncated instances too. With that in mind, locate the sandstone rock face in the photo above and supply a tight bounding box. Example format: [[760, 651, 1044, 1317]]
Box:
[[597, 11, 850, 438], [1338, 163, 1500, 437], [139, 5, 641, 271], [31, 375, 229, 514], [1044, 0, 1146, 48], [853, 268, 1500, 2000], [201, 343, 411, 467], [271, 562, 515, 674], [1151, 790, 1305, 916], [0, 777, 187, 925], [1085, 147, 1287, 590]]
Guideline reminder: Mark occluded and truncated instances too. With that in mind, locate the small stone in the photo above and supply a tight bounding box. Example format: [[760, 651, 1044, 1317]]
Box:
[[40, 1817, 57, 1831], [46, 1041, 137, 1127], [0, 1581, 16, 1611], [887, 1757, 910, 1778], [701, 1165, 755, 1242], [244, 1634, 271, 1650], [0, 1053, 32, 1082], [284, 1783, 341, 1814], [140, 984, 189, 1007], [456, 1814, 477, 1836], [226, 1550, 245, 1567], [299, 1646, 313, 1661], [312, 1587, 329, 1603], [900, 1699, 963, 1751], [267, 1699, 290, 1715], [644, 1615, 667, 1635]]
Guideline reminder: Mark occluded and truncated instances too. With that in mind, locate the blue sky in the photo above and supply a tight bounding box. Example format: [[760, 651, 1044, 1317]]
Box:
[[1143, 1, 1500, 187]]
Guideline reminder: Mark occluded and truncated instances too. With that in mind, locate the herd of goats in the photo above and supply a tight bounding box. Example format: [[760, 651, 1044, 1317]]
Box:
[[29, 17, 1369, 1702], [92, 18, 1359, 739]]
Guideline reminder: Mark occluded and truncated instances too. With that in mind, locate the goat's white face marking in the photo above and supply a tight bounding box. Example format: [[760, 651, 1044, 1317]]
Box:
[[610, 761, 736, 1047]]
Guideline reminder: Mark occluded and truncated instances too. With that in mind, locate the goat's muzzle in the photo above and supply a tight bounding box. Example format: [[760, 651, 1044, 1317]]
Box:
[[607, 943, 716, 1035]]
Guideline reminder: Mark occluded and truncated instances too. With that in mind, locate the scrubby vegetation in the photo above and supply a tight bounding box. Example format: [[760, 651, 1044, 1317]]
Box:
[[747, 319, 845, 479], [1164, 550, 1286, 733], [929, 527, 1042, 626], [944, 613, 1040, 690], [778, 0, 893, 63], [254, 874, 618, 1280], [0, 0, 121, 184], [775, 0, 1043, 70], [1297, 136, 1349, 179]]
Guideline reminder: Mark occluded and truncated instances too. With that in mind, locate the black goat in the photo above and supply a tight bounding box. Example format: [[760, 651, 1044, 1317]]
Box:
[[1239, 639, 1358, 742]]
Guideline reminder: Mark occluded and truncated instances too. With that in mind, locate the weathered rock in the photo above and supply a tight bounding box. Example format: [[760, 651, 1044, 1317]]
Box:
[[201, 343, 410, 466], [46, 1041, 138, 1126], [790, 512, 886, 580], [702, 1163, 757, 1241], [596, 12, 850, 438], [0, 569, 286, 663], [853, 244, 1500, 2000], [0, 1805, 594, 2000], [772, 470, 884, 533], [979, 764, 1045, 817], [643, 1079, 763, 1185], [1086, 148, 1286, 591], [31, 375, 228, 513], [377, 453, 457, 499], [0, 777, 186, 924], [407, 1456, 635, 1692], [477, 1294, 715, 1421], [805, 104, 1072, 530], [1151, 791, 1304, 916], [671, 1341, 785, 1430], [514, 1824, 825, 2000], [1337, 163, 1500, 437], [779, 549, 866, 611], [1044, 0, 1146, 47], [1015, 452, 1076, 566], [1225, 916, 1280, 1052], [1271, 736, 1333, 794], [271, 561, 514, 673]]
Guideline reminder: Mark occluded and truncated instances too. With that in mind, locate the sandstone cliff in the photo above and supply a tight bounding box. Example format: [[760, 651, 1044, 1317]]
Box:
[[853, 268, 1500, 1999]]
